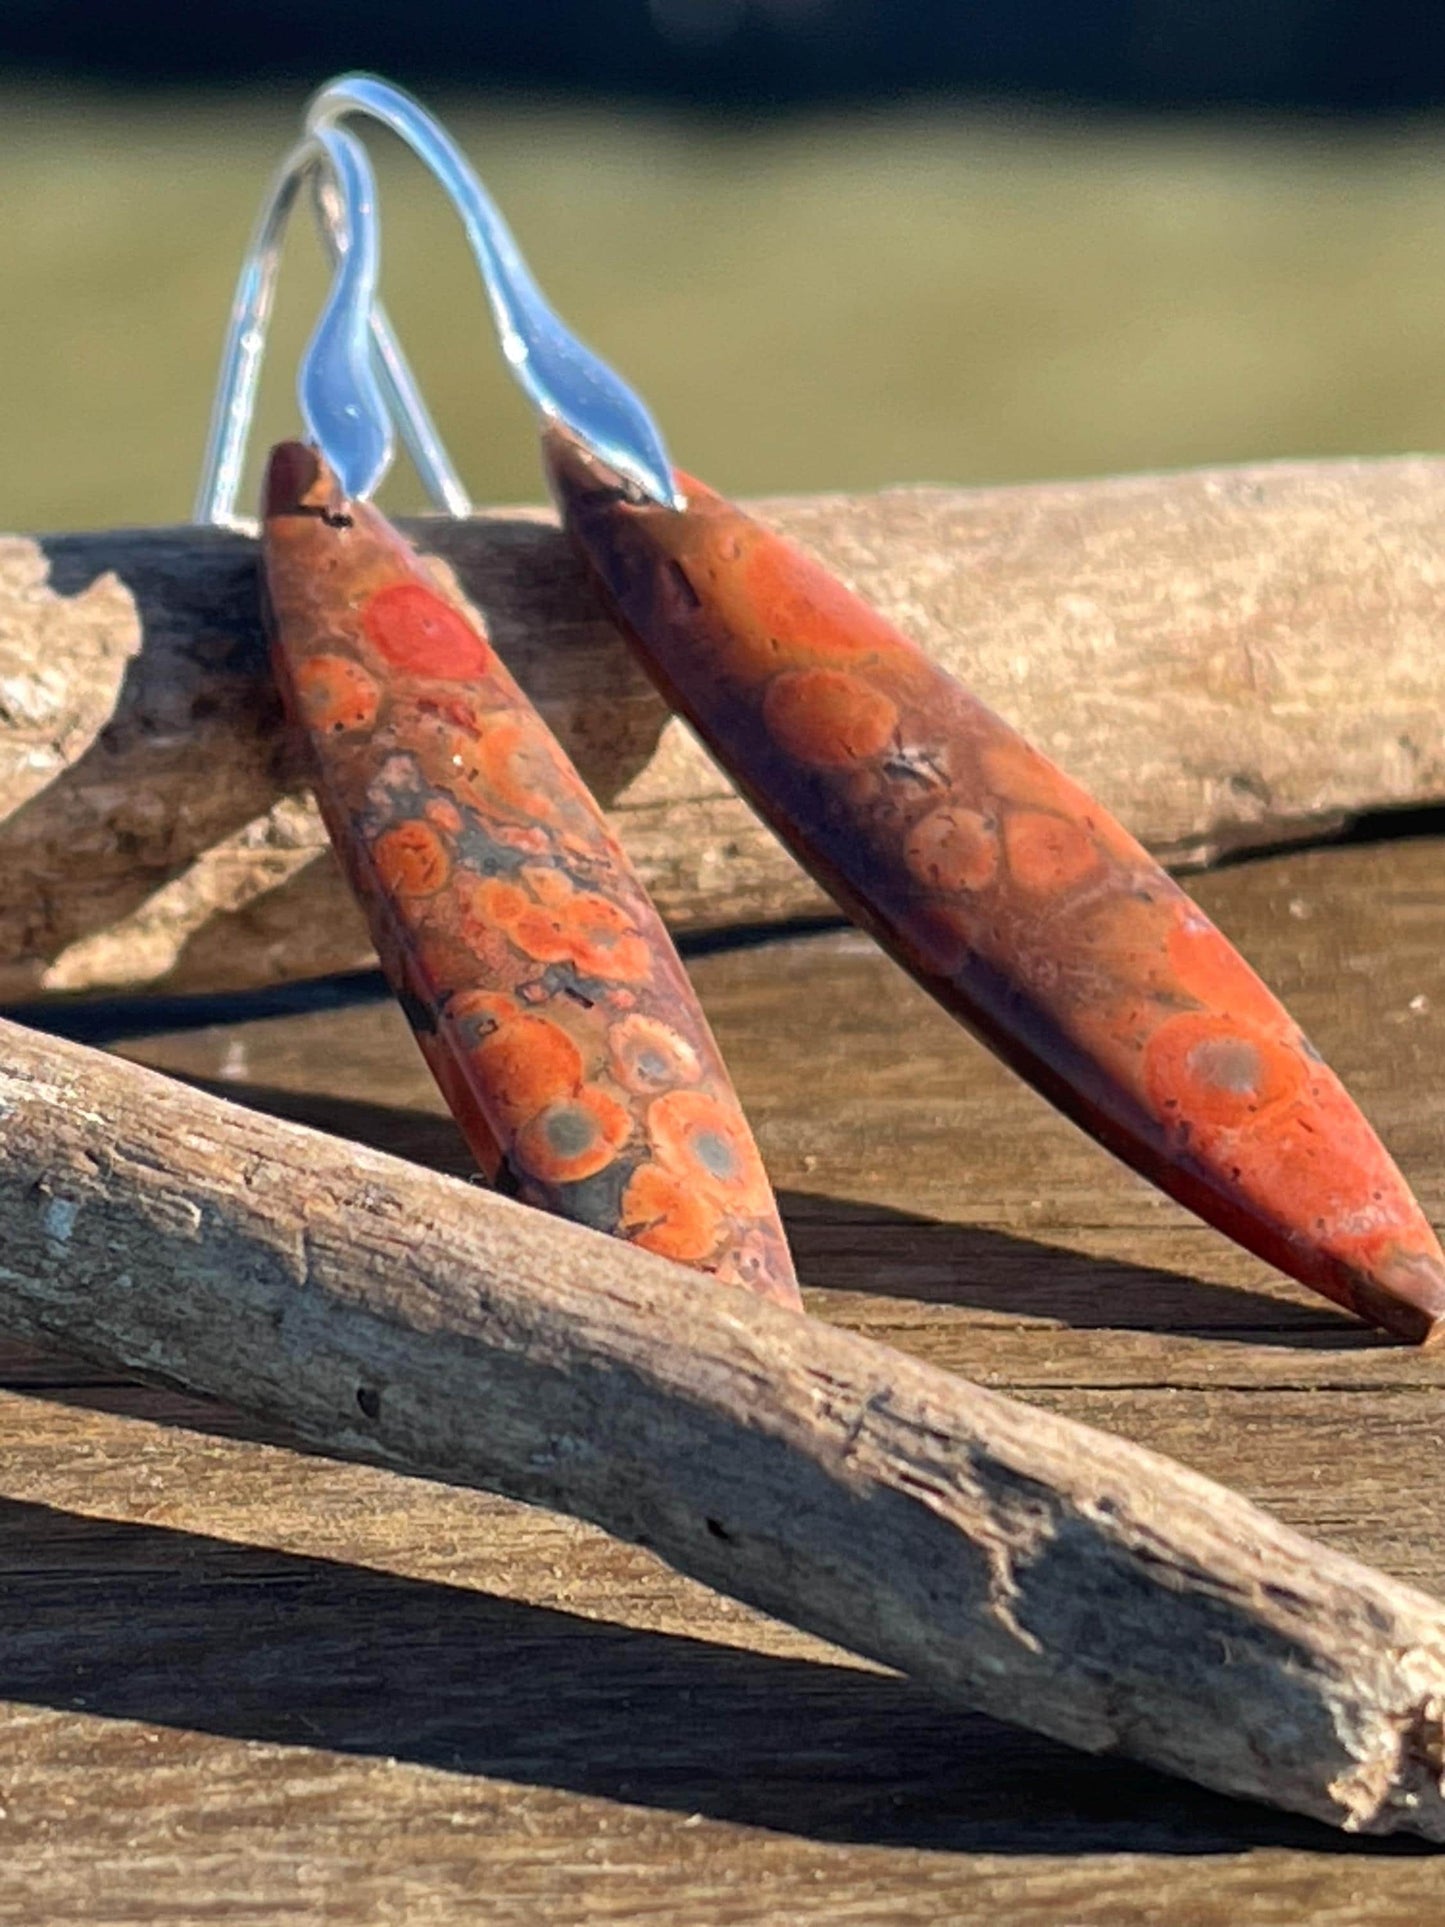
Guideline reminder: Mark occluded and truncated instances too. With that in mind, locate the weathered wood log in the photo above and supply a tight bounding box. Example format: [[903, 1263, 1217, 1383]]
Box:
[[3, 1014, 1445, 1841], [1, 455, 1441, 999]]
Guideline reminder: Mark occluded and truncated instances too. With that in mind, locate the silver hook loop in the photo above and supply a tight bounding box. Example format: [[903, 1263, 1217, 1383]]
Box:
[[194, 124, 471, 528], [305, 74, 683, 511]]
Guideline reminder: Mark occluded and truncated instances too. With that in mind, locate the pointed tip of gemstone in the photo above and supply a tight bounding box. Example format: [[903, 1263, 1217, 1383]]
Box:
[[1351, 1246, 1445, 1347]]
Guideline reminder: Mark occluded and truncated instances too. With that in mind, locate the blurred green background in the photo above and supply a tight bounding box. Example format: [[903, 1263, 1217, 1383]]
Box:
[[6, 83, 1445, 530]]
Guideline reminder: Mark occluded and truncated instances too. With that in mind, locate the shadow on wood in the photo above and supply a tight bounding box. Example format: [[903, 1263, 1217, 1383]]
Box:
[[0, 1493, 1421, 1860]]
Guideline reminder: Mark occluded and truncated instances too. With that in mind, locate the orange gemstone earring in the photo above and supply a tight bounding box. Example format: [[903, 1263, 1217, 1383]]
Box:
[[193, 124, 799, 1308], [296, 74, 1445, 1345]]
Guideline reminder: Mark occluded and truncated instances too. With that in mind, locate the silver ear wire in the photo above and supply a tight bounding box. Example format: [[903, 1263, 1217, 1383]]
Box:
[[305, 73, 684, 511], [194, 123, 471, 530]]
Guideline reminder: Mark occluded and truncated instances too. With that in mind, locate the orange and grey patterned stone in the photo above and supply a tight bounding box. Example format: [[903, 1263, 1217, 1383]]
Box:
[[545, 426, 1445, 1344], [259, 441, 798, 1309]]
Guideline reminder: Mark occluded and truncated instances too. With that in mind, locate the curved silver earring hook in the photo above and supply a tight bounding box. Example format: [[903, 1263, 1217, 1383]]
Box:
[[194, 123, 471, 529], [305, 73, 684, 512]]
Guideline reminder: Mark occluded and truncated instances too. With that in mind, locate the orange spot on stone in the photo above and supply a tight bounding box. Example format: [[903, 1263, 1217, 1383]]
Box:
[[509, 907, 577, 966], [471, 1014, 584, 1130], [547, 872, 657, 977], [514, 1084, 631, 1184], [621, 1162, 721, 1262], [904, 806, 998, 893], [372, 820, 451, 897], [565, 900, 653, 982], [984, 737, 1148, 867], [361, 581, 495, 680], [609, 1014, 703, 1094], [736, 529, 915, 667], [648, 1089, 772, 1214], [470, 878, 529, 927], [762, 668, 898, 769], [1003, 811, 1101, 894], [1143, 1012, 1307, 1143], [292, 653, 380, 734], [472, 871, 651, 983], [465, 715, 568, 823]]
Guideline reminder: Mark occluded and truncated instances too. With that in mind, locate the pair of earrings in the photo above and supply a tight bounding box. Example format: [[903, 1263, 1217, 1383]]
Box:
[[197, 74, 1445, 1345]]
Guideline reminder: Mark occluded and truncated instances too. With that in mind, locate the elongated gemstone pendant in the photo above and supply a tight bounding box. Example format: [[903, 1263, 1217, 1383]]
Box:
[[547, 429, 1445, 1343], [260, 441, 799, 1309]]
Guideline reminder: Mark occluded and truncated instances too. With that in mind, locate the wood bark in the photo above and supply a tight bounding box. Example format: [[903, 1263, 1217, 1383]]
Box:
[[3, 1014, 1445, 1841], [0, 454, 1441, 999]]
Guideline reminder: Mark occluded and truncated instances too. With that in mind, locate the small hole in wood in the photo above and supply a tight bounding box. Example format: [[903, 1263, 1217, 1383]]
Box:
[[356, 1386, 382, 1422]]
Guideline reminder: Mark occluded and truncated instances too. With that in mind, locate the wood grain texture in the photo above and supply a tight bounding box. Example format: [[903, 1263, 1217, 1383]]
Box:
[[1, 455, 1442, 997], [0, 836, 1442, 1919]]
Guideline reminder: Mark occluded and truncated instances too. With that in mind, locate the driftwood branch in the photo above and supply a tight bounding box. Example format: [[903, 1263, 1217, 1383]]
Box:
[[1, 456, 1441, 998], [3, 1013, 1445, 1840]]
